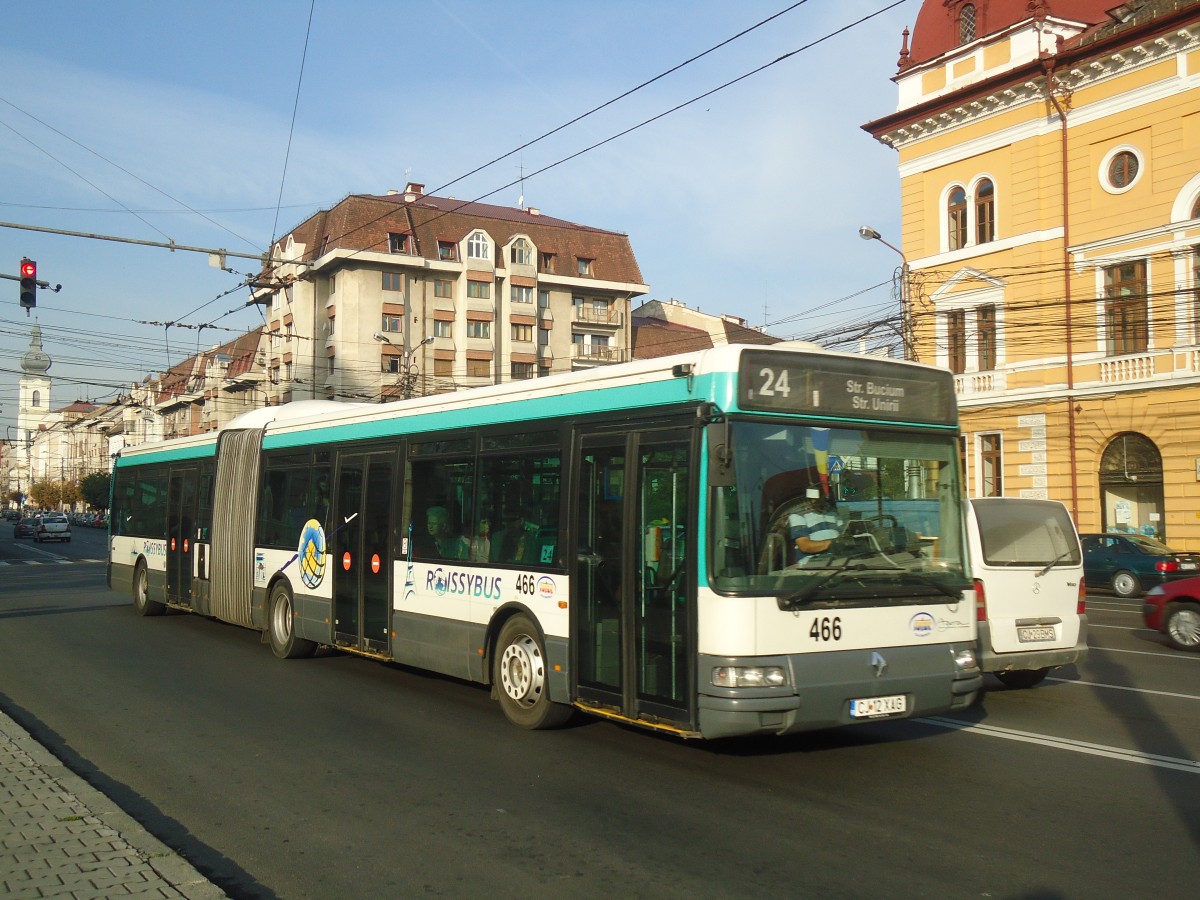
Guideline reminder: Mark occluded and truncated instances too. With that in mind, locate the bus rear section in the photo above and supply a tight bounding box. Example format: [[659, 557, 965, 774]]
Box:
[[966, 497, 1088, 689]]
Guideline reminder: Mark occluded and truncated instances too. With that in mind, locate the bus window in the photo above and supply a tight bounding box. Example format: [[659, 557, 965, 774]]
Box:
[[410, 456, 474, 561]]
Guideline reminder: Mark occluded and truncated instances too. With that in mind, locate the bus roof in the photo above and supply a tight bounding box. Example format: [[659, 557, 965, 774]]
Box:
[[116, 343, 955, 462]]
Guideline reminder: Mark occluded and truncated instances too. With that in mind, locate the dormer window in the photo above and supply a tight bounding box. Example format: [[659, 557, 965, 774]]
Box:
[[959, 3, 976, 44], [467, 231, 491, 261], [388, 232, 413, 254], [438, 240, 458, 261], [510, 238, 532, 266], [577, 257, 593, 276], [539, 252, 556, 273]]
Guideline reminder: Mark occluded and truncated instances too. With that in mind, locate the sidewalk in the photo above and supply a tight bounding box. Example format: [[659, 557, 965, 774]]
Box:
[[0, 709, 226, 899]]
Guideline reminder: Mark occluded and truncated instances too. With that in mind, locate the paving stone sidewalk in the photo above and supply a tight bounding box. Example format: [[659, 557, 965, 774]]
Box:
[[0, 709, 226, 899]]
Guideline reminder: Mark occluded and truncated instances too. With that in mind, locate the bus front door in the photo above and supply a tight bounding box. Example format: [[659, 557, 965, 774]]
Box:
[[332, 451, 395, 655], [574, 430, 693, 731], [165, 466, 198, 605]]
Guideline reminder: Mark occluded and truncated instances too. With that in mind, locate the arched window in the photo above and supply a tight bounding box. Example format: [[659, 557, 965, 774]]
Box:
[[31, 390, 40, 407], [975, 179, 995, 244], [1191, 195, 1200, 220], [959, 3, 977, 44], [466, 231, 491, 261], [948, 186, 968, 250]]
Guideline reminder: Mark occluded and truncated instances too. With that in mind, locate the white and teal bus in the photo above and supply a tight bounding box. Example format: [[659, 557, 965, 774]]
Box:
[[109, 343, 980, 739]]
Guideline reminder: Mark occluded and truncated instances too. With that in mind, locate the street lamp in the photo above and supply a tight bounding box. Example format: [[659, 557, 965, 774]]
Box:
[[859, 225, 913, 360], [373, 332, 434, 400]]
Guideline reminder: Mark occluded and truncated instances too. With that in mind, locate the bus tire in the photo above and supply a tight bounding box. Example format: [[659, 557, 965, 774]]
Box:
[[132, 562, 165, 617], [994, 668, 1048, 689], [268, 582, 316, 660], [494, 614, 573, 730]]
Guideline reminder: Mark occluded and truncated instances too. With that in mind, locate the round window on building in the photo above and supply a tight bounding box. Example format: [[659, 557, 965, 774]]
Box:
[[1104, 149, 1142, 193]]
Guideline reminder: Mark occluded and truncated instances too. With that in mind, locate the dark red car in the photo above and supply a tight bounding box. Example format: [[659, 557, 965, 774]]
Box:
[[1142, 577, 1200, 651]]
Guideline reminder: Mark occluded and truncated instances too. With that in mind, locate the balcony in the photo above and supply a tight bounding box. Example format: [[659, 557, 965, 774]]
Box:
[[571, 344, 625, 365], [573, 306, 623, 327], [1099, 352, 1155, 383]]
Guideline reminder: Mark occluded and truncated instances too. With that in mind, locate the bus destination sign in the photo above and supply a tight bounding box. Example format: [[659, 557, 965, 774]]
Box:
[[737, 350, 956, 426]]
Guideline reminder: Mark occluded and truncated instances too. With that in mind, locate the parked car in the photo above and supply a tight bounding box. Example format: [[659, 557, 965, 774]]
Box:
[[34, 514, 71, 543], [13, 517, 37, 539], [1143, 577, 1200, 651], [1081, 533, 1200, 598]]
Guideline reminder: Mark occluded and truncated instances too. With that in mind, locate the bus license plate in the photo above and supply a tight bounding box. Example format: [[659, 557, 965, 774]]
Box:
[[1018, 626, 1056, 642], [849, 695, 906, 718]]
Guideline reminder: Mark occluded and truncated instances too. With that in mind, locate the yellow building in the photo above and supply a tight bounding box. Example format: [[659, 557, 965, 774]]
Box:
[[865, 0, 1200, 548]]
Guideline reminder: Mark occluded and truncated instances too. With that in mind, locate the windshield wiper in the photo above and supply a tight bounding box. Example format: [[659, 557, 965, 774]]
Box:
[[778, 565, 968, 609], [1037, 549, 1074, 577]]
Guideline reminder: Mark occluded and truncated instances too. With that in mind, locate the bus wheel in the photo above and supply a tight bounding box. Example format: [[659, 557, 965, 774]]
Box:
[[268, 583, 316, 660], [995, 668, 1048, 689], [494, 615, 573, 730], [132, 562, 165, 617]]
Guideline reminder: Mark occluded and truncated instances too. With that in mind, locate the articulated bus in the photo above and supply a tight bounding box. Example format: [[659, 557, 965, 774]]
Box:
[[109, 343, 981, 739]]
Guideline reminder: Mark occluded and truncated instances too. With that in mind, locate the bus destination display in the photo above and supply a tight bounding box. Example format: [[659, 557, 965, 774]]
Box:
[[737, 350, 956, 425]]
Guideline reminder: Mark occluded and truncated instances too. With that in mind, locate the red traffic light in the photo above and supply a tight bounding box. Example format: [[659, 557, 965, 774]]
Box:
[[20, 259, 36, 278]]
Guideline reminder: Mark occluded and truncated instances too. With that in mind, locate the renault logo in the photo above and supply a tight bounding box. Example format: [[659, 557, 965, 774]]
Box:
[[871, 651, 888, 678]]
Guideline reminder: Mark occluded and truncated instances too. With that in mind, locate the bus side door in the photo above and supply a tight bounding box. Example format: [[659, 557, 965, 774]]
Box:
[[573, 428, 694, 730], [332, 449, 396, 654], [165, 466, 198, 605]]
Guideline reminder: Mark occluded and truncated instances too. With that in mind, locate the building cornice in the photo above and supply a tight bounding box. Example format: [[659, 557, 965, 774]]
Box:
[[868, 17, 1200, 151]]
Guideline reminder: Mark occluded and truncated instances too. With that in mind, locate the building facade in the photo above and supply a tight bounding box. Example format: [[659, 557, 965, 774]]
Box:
[[253, 183, 647, 404], [865, 0, 1200, 547]]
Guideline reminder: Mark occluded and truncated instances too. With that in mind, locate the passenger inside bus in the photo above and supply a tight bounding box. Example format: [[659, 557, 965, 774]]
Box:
[[420, 505, 468, 560]]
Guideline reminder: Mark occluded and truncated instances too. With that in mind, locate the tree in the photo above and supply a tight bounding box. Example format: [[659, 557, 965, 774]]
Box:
[[29, 480, 61, 509], [60, 480, 81, 509], [81, 472, 111, 511]]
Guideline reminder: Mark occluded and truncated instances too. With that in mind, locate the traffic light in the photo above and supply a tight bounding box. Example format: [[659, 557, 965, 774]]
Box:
[[19, 258, 37, 311]]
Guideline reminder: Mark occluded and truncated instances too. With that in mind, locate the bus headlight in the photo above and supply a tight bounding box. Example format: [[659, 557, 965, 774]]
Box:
[[953, 647, 978, 672], [712, 666, 787, 688]]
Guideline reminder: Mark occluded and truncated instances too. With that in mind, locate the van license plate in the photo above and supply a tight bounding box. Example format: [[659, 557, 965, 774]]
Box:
[[849, 695, 906, 718], [1018, 626, 1056, 642]]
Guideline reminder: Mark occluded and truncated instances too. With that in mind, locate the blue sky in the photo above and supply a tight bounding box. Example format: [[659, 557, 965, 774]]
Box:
[[0, 0, 920, 430]]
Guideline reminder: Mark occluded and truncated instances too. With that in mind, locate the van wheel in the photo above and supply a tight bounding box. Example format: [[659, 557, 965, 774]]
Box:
[[268, 583, 317, 659], [132, 562, 165, 617], [1111, 570, 1141, 598], [493, 615, 573, 730], [1164, 604, 1200, 651], [995, 668, 1048, 689]]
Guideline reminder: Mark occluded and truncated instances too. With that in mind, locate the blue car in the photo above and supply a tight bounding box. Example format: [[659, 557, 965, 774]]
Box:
[[1081, 533, 1200, 598]]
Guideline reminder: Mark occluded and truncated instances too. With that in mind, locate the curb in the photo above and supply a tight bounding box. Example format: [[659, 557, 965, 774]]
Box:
[[0, 708, 226, 899]]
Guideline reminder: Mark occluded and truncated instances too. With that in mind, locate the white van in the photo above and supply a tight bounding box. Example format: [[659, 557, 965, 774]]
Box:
[[965, 498, 1088, 688]]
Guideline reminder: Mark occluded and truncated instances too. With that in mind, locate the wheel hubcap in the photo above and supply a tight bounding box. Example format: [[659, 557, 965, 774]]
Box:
[[1169, 609, 1200, 647], [500, 634, 544, 708], [273, 595, 292, 642]]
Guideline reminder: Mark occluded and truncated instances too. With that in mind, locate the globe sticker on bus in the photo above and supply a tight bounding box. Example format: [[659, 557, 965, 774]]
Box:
[[298, 519, 327, 589]]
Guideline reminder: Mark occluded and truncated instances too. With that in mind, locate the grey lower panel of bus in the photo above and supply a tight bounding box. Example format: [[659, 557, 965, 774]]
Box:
[[110, 561, 134, 597], [978, 617, 1089, 673], [696, 645, 982, 740]]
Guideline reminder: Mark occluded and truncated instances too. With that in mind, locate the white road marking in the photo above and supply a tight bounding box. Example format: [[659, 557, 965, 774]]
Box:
[[1047, 676, 1200, 701], [920, 717, 1200, 774]]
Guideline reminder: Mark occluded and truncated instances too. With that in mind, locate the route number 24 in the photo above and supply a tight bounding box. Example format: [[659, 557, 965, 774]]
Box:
[[758, 366, 791, 397], [810, 616, 842, 642]]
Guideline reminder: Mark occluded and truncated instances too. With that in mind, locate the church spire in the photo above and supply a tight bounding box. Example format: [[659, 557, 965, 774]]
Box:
[[21, 324, 51, 376]]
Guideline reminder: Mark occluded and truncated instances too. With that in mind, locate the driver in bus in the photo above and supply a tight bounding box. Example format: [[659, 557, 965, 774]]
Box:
[[787, 490, 844, 565]]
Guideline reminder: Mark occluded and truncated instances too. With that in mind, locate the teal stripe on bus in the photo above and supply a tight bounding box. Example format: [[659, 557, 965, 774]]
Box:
[[261, 377, 708, 449], [115, 441, 217, 468]]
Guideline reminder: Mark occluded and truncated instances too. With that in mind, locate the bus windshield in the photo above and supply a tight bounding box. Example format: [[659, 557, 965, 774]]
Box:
[[710, 421, 969, 606]]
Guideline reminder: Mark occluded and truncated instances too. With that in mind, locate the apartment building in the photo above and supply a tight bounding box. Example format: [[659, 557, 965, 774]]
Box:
[[864, 0, 1200, 547], [253, 183, 647, 404]]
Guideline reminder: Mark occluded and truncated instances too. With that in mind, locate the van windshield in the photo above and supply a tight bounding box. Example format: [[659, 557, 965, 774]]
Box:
[[709, 421, 970, 604], [970, 498, 1080, 567]]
